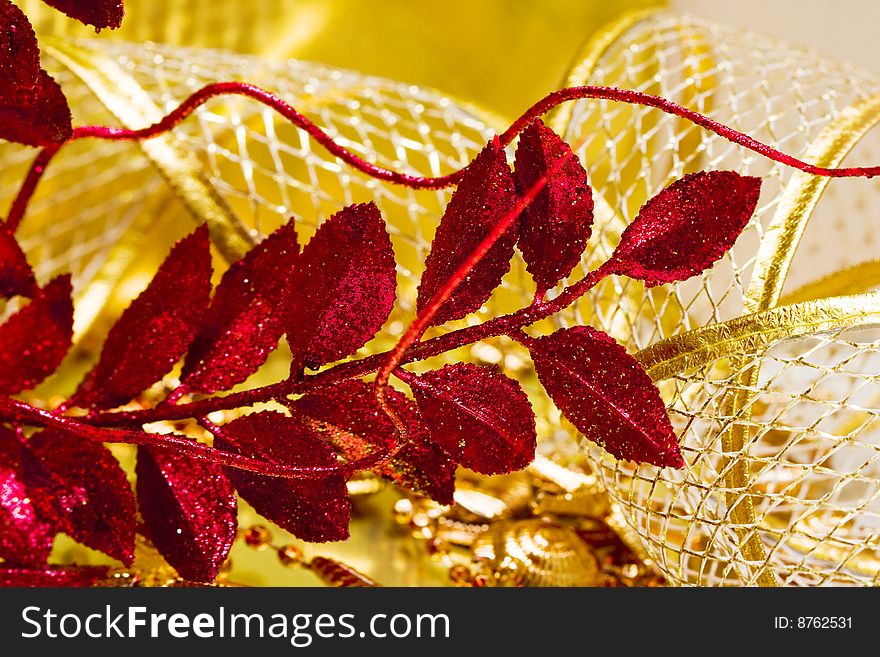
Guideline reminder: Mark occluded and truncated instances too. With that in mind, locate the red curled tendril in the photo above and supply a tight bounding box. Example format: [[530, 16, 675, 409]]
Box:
[[5, 83, 879, 231]]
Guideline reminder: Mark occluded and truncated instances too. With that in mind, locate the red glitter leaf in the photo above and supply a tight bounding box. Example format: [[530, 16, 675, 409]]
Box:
[[136, 446, 238, 582], [0, 1, 72, 146], [216, 411, 351, 542], [406, 363, 536, 475], [0, 427, 54, 567], [287, 202, 395, 372], [40, 0, 124, 29], [181, 221, 299, 394], [0, 228, 37, 298], [417, 138, 519, 325], [22, 428, 136, 564], [0, 275, 73, 395], [0, 0, 39, 87], [294, 379, 456, 504], [608, 171, 761, 286], [0, 70, 72, 147], [0, 565, 110, 587], [513, 120, 594, 290], [71, 226, 212, 409], [526, 326, 683, 468]]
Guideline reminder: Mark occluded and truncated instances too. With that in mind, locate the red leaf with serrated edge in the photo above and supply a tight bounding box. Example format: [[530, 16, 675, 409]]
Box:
[[513, 120, 594, 291], [1, 0, 39, 86], [0, 229, 37, 298], [287, 203, 395, 372], [22, 428, 136, 564], [71, 226, 212, 409], [0, 1, 72, 146], [294, 379, 456, 505], [608, 171, 761, 286], [0, 565, 110, 587], [417, 138, 519, 325], [526, 326, 683, 468], [136, 446, 237, 582], [216, 412, 351, 542], [181, 221, 299, 394], [0, 427, 54, 567], [40, 0, 124, 29], [0, 275, 73, 394], [405, 363, 536, 475]]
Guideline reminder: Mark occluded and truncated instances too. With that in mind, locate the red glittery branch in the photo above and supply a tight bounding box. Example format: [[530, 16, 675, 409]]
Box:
[[0, 396, 384, 480], [5, 63, 880, 573]]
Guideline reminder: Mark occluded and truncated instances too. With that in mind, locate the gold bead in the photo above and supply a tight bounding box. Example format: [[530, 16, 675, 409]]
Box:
[[278, 544, 304, 567], [241, 524, 272, 549]]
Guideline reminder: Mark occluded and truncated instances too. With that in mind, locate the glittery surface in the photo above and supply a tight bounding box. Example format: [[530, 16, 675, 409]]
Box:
[[406, 363, 536, 475], [41, 0, 124, 30], [182, 221, 299, 394], [72, 226, 212, 409], [0, 0, 71, 146], [295, 379, 456, 504], [0, 275, 73, 395], [217, 411, 351, 542], [0, 565, 109, 587], [527, 327, 683, 468], [609, 170, 761, 286], [287, 202, 396, 372], [0, 1, 39, 86], [135, 445, 237, 582], [417, 138, 519, 325], [0, 427, 54, 567], [23, 428, 136, 564], [513, 120, 593, 291], [0, 229, 37, 298]]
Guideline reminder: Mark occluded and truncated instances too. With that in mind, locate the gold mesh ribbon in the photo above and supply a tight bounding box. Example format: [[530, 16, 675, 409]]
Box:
[[553, 10, 880, 586]]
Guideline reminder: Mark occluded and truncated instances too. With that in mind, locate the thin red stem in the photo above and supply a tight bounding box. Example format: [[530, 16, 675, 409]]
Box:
[[4, 144, 61, 231], [70, 84, 460, 189], [74, 82, 880, 181], [500, 86, 880, 179], [0, 397, 379, 480]]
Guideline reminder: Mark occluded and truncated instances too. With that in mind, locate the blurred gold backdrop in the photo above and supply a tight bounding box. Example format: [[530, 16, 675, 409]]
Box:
[[18, 0, 662, 121]]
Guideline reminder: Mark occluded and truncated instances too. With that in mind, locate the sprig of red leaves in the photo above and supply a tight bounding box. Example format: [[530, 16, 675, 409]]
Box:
[[0, 106, 761, 583]]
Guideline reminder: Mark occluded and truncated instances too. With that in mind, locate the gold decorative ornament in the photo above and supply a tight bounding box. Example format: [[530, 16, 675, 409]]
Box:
[[472, 520, 602, 587]]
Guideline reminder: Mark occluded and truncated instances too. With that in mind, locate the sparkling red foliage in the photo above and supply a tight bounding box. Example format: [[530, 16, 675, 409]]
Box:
[[417, 138, 519, 325]]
